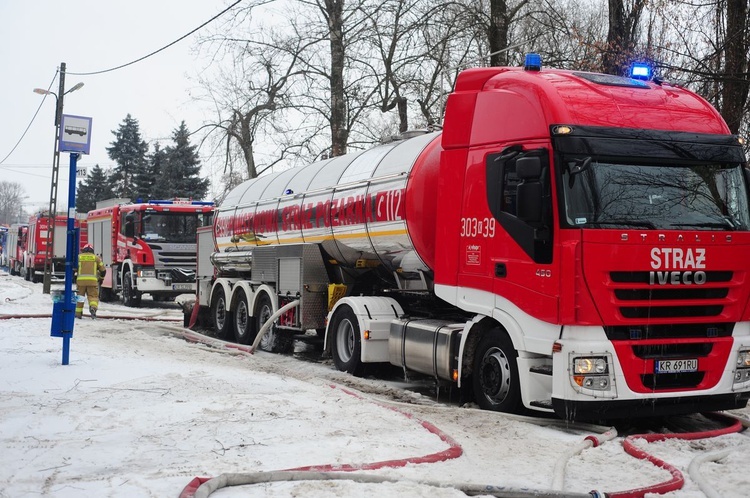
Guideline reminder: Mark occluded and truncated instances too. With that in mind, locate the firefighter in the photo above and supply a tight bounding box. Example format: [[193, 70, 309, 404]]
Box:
[[76, 244, 106, 319]]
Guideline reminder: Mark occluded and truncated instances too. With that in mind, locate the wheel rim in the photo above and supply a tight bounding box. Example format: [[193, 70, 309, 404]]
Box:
[[258, 302, 274, 349], [478, 347, 511, 405], [215, 296, 226, 329], [336, 319, 355, 363], [236, 300, 248, 335]]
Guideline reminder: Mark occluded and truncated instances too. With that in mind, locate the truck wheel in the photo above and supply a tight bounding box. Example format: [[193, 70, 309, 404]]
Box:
[[233, 289, 255, 345], [254, 293, 292, 353], [211, 288, 233, 340], [100, 285, 115, 302], [122, 271, 141, 307], [330, 305, 363, 376], [472, 328, 523, 414]]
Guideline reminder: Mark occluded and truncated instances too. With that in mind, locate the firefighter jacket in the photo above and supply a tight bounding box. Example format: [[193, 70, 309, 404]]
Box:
[[77, 253, 106, 283]]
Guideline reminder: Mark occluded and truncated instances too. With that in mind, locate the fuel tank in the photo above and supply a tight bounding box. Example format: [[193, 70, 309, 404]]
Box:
[[214, 131, 443, 273]]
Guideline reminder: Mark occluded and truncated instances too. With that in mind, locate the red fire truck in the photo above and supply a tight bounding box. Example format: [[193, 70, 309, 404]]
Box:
[[20, 213, 88, 283], [87, 199, 214, 306], [6, 223, 28, 277], [194, 56, 750, 420]]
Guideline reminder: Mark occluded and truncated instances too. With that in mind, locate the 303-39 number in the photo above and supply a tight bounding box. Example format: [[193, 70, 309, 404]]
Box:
[[460, 217, 496, 238]]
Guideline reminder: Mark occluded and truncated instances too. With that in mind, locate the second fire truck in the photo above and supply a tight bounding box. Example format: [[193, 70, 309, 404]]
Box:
[[87, 199, 214, 306]]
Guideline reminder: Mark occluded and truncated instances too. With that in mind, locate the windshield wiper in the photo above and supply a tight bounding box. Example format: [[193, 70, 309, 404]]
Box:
[[583, 219, 656, 229], [670, 222, 736, 231]]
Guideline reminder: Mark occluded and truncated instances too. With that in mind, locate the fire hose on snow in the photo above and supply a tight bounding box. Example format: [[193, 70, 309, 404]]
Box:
[[170, 305, 750, 498], [0, 312, 182, 322], [179, 411, 747, 498]]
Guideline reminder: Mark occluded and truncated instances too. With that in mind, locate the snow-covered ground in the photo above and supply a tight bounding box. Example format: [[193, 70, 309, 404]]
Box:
[[1, 270, 749, 498]]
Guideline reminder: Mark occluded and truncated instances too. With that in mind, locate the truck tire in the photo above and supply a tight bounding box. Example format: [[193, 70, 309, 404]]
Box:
[[100, 285, 115, 302], [211, 287, 233, 340], [329, 305, 364, 376], [472, 328, 523, 414], [122, 271, 142, 307], [233, 288, 255, 345], [254, 292, 292, 353]]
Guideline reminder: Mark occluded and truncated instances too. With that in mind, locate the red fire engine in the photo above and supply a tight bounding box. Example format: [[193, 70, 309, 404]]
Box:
[[6, 223, 28, 276], [194, 56, 750, 420], [87, 199, 214, 306], [20, 213, 88, 283]]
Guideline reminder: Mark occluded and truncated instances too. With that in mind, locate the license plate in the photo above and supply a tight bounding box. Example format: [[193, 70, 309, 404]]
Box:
[[655, 358, 698, 374], [172, 283, 193, 291]]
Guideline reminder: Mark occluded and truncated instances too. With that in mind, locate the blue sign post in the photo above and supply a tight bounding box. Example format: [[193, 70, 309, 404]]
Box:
[[50, 114, 92, 365]]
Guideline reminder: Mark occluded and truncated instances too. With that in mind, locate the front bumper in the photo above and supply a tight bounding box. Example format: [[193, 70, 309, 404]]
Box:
[[552, 392, 750, 421]]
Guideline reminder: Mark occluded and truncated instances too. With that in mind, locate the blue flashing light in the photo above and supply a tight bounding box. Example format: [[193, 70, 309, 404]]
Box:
[[629, 62, 652, 81], [148, 199, 214, 206], [524, 53, 542, 71]]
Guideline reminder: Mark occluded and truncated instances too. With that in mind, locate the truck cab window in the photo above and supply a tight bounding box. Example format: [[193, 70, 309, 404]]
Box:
[[561, 160, 750, 230]]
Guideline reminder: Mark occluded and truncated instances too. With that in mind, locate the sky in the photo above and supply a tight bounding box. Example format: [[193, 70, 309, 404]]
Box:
[[2, 271, 750, 497], [0, 1, 233, 215]]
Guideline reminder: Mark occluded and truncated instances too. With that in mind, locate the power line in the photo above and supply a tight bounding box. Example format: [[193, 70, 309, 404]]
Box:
[[0, 70, 58, 166], [67, 0, 244, 76]]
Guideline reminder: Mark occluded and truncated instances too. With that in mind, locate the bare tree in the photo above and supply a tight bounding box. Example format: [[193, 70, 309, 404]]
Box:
[[196, 6, 312, 184], [0, 181, 26, 225], [362, 0, 424, 133]]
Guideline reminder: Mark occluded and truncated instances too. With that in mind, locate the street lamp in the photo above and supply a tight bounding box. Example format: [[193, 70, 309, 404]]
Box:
[[33, 62, 84, 294]]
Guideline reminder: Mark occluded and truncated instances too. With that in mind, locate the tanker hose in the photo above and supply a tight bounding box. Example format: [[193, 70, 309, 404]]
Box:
[[187, 470, 602, 498], [551, 428, 618, 490], [249, 299, 299, 353]]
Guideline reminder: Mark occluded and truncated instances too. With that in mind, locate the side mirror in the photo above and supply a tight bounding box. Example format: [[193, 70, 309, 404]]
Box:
[[567, 157, 592, 187], [124, 221, 135, 238]]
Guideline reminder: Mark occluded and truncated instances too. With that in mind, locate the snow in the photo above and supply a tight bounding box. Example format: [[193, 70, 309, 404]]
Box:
[[1, 271, 750, 497]]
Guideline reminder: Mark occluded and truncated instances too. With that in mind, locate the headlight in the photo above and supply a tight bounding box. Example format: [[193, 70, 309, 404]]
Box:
[[574, 357, 608, 374], [138, 269, 156, 278], [737, 350, 750, 368]]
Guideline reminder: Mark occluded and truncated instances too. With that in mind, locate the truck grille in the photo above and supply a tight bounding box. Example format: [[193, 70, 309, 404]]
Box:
[[605, 269, 736, 392], [609, 271, 732, 319], [149, 245, 197, 270]]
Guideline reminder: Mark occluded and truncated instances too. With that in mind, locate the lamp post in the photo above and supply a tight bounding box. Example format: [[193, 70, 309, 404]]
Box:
[[33, 62, 83, 294]]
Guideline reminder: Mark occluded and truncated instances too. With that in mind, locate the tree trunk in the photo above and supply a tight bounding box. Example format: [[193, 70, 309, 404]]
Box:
[[324, 0, 348, 157], [489, 0, 509, 67], [721, 0, 750, 134], [602, 0, 646, 76]]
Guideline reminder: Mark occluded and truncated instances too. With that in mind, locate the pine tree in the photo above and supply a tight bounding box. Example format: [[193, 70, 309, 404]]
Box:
[[147, 143, 168, 200], [76, 164, 116, 214], [163, 121, 209, 200], [106, 114, 149, 201], [132, 145, 160, 202]]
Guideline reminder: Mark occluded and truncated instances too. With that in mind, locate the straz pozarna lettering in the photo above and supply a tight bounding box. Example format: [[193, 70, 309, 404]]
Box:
[[649, 247, 707, 285]]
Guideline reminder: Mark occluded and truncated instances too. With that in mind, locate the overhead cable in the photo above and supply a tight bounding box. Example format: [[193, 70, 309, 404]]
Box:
[[67, 0, 244, 76], [0, 71, 58, 166]]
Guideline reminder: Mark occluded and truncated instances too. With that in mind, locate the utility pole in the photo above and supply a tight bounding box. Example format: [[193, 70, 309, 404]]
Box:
[[42, 62, 66, 294]]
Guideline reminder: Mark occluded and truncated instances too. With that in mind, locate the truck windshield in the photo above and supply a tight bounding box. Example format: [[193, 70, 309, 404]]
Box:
[[561, 161, 750, 230], [140, 213, 203, 243]]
